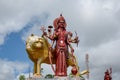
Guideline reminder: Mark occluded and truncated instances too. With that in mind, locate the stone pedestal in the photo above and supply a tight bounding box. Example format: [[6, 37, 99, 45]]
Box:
[[26, 76, 82, 80], [54, 76, 68, 80]]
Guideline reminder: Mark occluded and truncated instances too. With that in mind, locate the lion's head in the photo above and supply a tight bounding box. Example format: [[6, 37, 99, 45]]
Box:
[[26, 34, 50, 60], [26, 34, 45, 50]]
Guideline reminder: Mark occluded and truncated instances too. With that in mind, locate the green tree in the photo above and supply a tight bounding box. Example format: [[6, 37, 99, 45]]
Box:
[[45, 74, 54, 78], [19, 75, 25, 80]]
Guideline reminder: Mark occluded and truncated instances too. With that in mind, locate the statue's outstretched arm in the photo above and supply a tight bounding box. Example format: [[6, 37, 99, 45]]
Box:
[[68, 31, 79, 47]]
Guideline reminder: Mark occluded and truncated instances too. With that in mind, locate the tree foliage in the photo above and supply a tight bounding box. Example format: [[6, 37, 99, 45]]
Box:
[[45, 74, 54, 78], [19, 75, 25, 80]]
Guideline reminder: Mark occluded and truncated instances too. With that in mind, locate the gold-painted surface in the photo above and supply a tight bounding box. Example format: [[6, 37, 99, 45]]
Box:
[[80, 70, 89, 75]]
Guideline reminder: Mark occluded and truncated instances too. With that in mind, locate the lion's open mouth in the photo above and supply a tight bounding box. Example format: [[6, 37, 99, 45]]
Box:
[[32, 41, 43, 49], [36, 42, 42, 48]]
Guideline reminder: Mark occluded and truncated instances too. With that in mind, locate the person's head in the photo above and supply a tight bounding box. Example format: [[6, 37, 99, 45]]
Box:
[[105, 69, 109, 75], [53, 14, 67, 30], [57, 14, 66, 29]]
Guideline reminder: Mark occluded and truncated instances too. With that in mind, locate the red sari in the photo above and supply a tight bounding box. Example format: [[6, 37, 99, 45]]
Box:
[[55, 31, 68, 76]]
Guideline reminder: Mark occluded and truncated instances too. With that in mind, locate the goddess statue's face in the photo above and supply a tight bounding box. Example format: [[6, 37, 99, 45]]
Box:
[[58, 20, 65, 28]]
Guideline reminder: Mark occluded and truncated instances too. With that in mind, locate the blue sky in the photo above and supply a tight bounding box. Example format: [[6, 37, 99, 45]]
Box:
[[0, 13, 49, 60], [0, 0, 120, 80], [0, 23, 32, 80], [0, 32, 27, 61]]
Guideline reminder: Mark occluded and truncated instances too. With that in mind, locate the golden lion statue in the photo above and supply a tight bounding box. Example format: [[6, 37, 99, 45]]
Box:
[[26, 34, 88, 76]]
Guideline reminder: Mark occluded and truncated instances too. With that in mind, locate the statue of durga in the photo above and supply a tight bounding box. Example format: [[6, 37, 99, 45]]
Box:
[[43, 14, 79, 76], [26, 14, 90, 78]]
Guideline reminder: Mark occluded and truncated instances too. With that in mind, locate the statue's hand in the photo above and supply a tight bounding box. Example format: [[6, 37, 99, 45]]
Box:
[[74, 36, 79, 43], [43, 32, 47, 36]]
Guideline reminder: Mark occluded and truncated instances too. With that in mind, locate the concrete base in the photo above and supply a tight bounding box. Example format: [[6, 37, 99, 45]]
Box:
[[54, 76, 68, 80], [26, 76, 82, 80]]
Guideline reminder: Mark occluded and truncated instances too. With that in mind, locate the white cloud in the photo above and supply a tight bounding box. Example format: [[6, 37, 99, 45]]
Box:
[[89, 39, 120, 80], [1, 0, 120, 46], [0, 0, 53, 45], [0, 59, 29, 80], [76, 38, 120, 80], [20, 0, 120, 48]]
